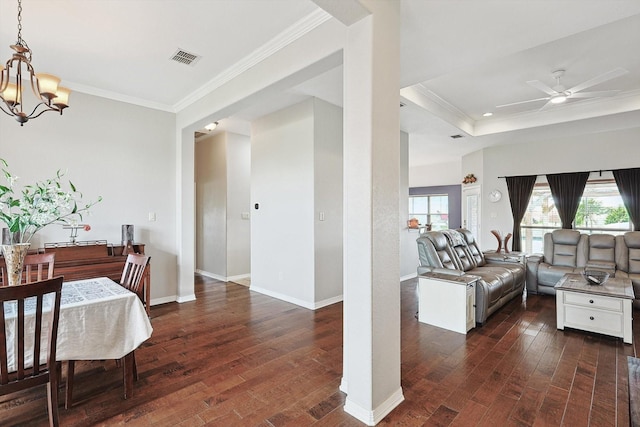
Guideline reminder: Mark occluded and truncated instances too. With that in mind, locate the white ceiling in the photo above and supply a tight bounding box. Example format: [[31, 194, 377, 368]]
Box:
[[1, 0, 639, 167]]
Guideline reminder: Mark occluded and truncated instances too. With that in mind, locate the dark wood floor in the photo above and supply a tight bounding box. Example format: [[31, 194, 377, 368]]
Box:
[[2, 275, 637, 426]]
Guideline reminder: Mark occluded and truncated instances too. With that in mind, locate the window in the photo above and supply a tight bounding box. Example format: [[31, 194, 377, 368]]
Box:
[[520, 179, 631, 253], [409, 195, 449, 230]]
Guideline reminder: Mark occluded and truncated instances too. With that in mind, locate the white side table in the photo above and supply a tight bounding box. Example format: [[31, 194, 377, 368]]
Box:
[[418, 273, 478, 334]]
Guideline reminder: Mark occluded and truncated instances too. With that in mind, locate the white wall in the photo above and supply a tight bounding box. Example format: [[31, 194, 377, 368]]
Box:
[[409, 159, 461, 187], [195, 133, 227, 276], [226, 132, 251, 278], [0, 92, 177, 303], [251, 99, 316, 305], [466, 126, 640, 250], [399, 132, 418, 280], [195, 131, 251, 280], [251, 98, 343, 309], [313, 99, 343, 303]]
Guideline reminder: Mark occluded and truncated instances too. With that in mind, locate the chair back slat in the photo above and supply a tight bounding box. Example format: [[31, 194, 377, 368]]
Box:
[[0, 277, 63, 386], [0, 305, 7, 384], [17, 299, 25, 379], [0, 253, 55, 286], [120, 254, 150, 298]]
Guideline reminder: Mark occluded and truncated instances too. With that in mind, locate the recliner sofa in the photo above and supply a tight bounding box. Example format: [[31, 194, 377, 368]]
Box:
[[417, 229, 526, 324], [527, 230, 640, 308]]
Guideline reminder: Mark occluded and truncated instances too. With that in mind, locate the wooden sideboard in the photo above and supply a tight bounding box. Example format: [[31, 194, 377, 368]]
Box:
[[42, 241, 151, 315]]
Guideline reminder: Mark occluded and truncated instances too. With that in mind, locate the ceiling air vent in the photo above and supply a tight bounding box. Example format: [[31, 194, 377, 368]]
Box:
[[450, 134, 464, 139], [170, 49, 201, 66]]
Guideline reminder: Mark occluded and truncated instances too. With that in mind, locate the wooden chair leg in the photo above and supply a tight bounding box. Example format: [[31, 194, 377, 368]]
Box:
[[65, 361, 75, 410], [48, 363, 60, 426]]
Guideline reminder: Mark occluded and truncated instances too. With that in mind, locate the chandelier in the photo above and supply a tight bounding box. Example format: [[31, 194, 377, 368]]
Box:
[[0, 0, 70, 126]]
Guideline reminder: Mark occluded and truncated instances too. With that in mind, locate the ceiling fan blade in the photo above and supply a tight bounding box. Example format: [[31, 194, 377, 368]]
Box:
[[527, 80, 557, 96], [538, 99, 556, 111], [567, 67, 628, 93], [569, 90, 621, 98], [496, 96, 550, 108]]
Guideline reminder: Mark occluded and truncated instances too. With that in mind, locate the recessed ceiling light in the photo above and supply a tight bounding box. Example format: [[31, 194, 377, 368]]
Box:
[[483, 112, 493, 117], [205, 122, 218, 131]]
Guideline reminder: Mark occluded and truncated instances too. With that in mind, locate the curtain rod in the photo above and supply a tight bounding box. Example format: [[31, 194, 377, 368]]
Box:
[[498, 168, 620, 179]]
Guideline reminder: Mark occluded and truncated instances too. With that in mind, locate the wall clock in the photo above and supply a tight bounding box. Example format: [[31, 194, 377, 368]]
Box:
[[489, 189, 502, 202]]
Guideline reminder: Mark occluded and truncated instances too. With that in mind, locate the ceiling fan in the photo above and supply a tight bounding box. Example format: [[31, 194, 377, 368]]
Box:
[[496, 67, 629, 110]]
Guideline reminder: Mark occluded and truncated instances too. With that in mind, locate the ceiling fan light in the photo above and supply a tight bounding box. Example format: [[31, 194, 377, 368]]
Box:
[[550, 94, 567, 104]]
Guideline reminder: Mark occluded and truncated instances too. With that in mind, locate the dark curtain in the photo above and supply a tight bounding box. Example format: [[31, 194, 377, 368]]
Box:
[[546, 172, 590, 229], [506, 175, 537, 252], [613, 168, 640, 231]]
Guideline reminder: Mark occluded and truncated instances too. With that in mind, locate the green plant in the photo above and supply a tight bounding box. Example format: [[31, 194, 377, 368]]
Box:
[[605, 206, 630, 225], [0, 158, 102, 244]]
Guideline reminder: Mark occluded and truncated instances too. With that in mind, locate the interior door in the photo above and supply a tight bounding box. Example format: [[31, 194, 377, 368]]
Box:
[[462, 185, 481, 247]]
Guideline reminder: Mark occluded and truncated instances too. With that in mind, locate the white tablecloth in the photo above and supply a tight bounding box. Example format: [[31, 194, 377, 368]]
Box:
[[4, 277, 153, 372]]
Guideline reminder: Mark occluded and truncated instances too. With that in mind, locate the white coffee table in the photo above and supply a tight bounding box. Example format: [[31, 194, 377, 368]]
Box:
[[555, 273, 635, 344]]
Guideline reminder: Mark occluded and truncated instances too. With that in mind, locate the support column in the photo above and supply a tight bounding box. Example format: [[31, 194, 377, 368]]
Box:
[[342, 1, 403, 425]]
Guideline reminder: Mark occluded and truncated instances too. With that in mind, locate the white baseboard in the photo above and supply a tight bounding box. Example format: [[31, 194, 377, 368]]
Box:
[[227, 273, 250, 282], [176, 294, 196, 303], [150, 295, 177, 306], [250, 285, 342, 310], [314, 294, 343, 309], [195, 269, 250, 283], [344, 387, 404, 426], [195, 269, 226, 282]]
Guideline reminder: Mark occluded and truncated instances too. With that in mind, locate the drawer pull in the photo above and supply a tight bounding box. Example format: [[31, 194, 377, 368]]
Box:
[[589, 299, 594, 304], [589, 316, 595, 320]]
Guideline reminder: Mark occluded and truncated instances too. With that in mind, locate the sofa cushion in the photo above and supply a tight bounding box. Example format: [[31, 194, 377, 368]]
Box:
[[543, 229, 588, 268], [589, 234, 616, 263], [537, 263, 580, 287], [417, 232, 460, 270], [456, 228, 486, 267], [625, 232, 640, 274], [442, 230, 476, 272]]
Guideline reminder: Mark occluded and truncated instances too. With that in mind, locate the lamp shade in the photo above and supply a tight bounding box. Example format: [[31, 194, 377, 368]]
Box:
[[52, 86, 71, 108], [1, 83, 21, 105], [36, 73, 61, 99]]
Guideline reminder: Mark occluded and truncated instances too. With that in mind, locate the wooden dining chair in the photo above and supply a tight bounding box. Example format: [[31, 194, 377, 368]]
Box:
[[0, 276, 64, 427], [0, 253, 55, 286], [65, 254, 150, 409], [119, 254, 150, 303]]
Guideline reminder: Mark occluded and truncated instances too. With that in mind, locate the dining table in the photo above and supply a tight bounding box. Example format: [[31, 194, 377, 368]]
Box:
[[3, 277, 153, 400]]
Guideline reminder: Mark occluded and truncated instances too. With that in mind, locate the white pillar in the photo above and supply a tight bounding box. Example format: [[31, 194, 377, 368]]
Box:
[[342, 1, 403, 425]]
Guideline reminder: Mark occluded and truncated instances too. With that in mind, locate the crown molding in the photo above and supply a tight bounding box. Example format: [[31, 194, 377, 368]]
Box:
[[173, 8, 333, 113], [65, 82, 176, 112]]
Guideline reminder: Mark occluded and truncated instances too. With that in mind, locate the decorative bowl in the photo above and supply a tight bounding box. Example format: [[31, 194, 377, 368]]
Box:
[[582, 269, 610, 285]]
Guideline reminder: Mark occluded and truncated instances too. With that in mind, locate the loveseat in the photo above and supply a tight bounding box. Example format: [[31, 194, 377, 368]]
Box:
[[527, 230, 640, 308], [417, 229, 526, 324]]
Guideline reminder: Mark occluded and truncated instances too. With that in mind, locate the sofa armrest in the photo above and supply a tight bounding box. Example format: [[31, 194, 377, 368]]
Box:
[[526, 255, 543, 294]]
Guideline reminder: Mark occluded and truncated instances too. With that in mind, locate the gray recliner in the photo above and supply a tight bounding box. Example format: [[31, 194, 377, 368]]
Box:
[[615, 231, 640, 309], [526, 229, 588, 295], [417, 229, 525, 324]]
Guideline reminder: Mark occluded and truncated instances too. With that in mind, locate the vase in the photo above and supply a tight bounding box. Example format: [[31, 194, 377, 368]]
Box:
[[1, 243, 30, 286]]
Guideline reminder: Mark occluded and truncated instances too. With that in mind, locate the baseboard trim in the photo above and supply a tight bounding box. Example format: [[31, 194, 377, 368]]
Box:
[[150, 295, 177, 306], [250, 285, 314, 309], [176, 294, 196, 303], [195, 270, 251, 283], [314, 294, 343, 309], [195, 269, 226, 282], [344, 387, 404, 426]]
